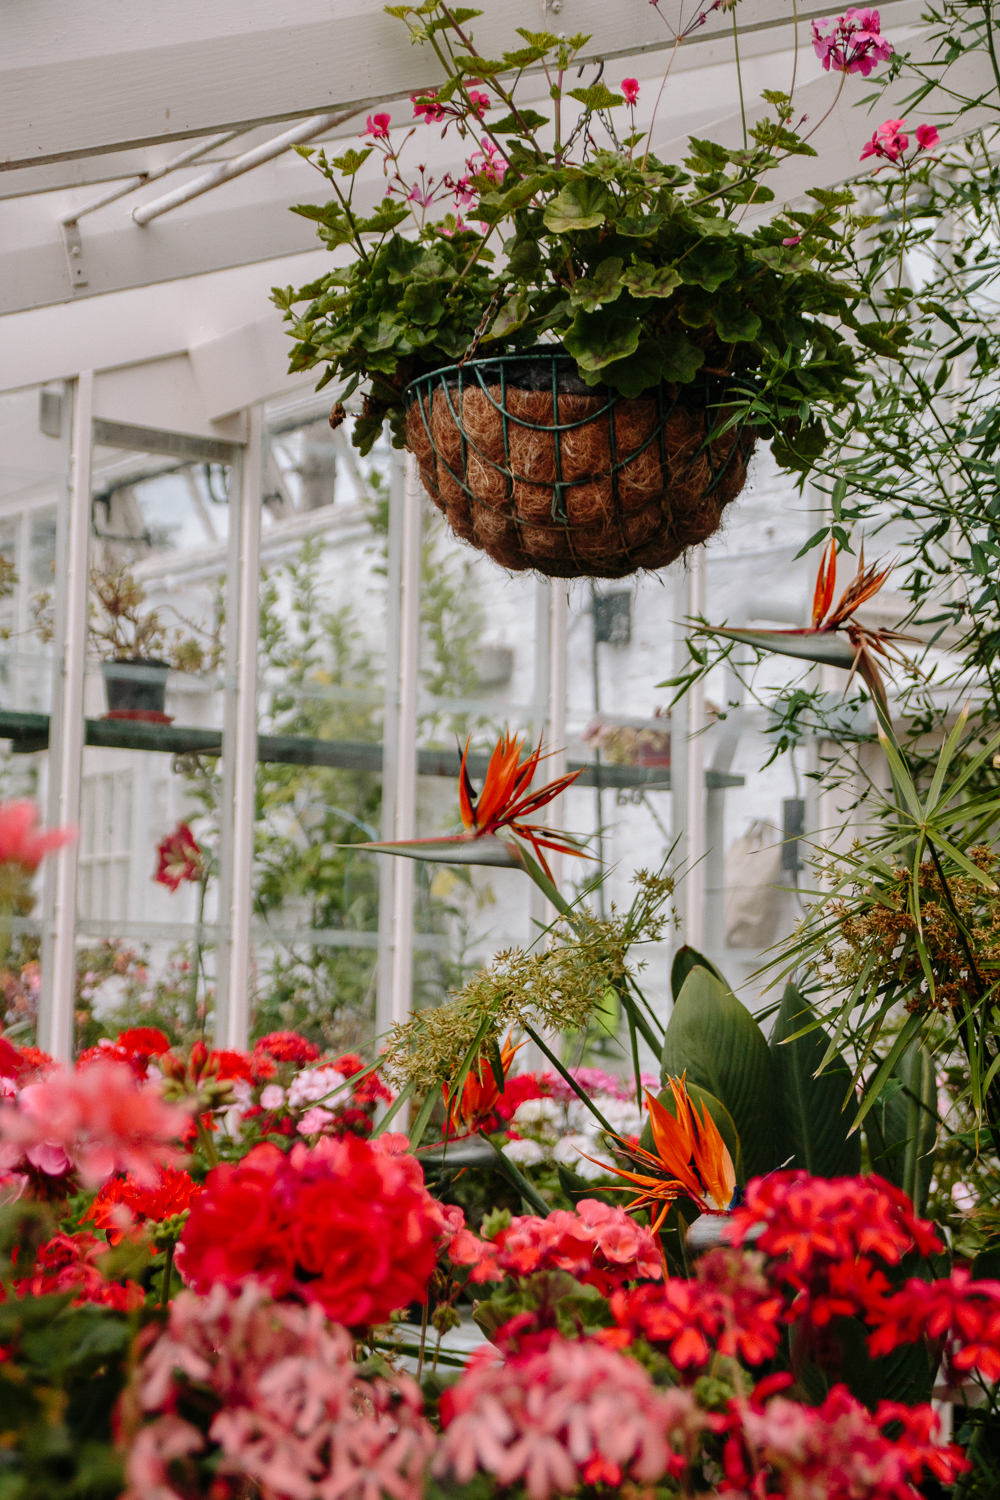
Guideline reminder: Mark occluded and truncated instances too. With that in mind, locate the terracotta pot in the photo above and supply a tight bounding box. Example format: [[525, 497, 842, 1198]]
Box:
[[101, 658, 170, 719], [404, 347, 756, 580]]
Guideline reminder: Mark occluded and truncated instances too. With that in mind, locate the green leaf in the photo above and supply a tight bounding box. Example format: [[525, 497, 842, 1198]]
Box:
[[620, 262, 682, 299], [563, 308, 641, 371], [345, 834, 524, 867], [570, 256, 624, 312], [770, 984, 861, 1177], [355, 203, 411, 235], [567, 83, 625, 110], [657, 331, 706, 384], [542, 179, 609, 233], [701, 624, 858, 670], [671, 944, 726, 1001], [640, 1082, 744, 1185], [330, 147, 373, 175], [680, 240, 738, 293], [661, 965, 775, 1178], [862, 1041, 937, 1214], [485, 1034, 507, 1094], [714, 295, 762, 343], [492, 108, 549, 134]]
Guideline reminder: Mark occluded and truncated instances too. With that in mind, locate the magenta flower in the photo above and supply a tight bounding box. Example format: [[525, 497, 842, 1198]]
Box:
[[621, 78, 640, 104], [364, 112, 391, 139], [915, 122, 940, 149], [467, 89, 491, 117], [812, 8, 893, 75], [412, 90, 447, 123], [860, 118, 939, 165], [782, 235, 803, 246], [407, 181, 436, 209]]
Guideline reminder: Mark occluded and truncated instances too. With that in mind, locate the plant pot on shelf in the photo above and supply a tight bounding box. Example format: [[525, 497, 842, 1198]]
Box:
[[101, 658, 172, 723], [404, 346, 756, 581]]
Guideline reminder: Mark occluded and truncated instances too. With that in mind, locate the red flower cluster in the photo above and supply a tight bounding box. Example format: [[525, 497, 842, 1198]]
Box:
[[12, 1230, 143, 1310], [153, 822, 204, 891], [450, 1199, 662, 1295], [609, 1247, 783, 1369], [335, 1051, 393, 1107], [77, 1027, 171, 1080], [867, 1267, 1000, 1382], [83, 1164, 201, 1245], [252, 1030, 320, 1068], [176, 1135, 443, 1326], [492, 1070, 552, 1123]]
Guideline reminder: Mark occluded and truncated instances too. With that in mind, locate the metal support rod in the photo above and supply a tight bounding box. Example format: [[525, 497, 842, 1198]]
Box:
[[221, 406, 262, 1048], [390, 454, 421, 1031], [684, 550, 707, 950], [59, 131, 245, 225], [545, 579, 569, 900], [41, 372, 93, 1061], [376, 449, 405, 1041], [132, 110, 359, 225]]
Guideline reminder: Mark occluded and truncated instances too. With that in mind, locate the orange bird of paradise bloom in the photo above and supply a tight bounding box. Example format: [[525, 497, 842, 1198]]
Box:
[[443, 1031, 523, 1138], [589, 1074, 737, 1231], [458, 732, 587, 882]]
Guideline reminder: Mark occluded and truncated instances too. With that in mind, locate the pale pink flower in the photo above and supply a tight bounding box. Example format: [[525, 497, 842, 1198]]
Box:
[[126, 1282, 435, 1500], [259, 1083, 285, 1111], [437, 1336, 704, 1500], [812, 8, 893, 75], [0, 1060, 188, 1186], [298, 1104, 334, 1135]]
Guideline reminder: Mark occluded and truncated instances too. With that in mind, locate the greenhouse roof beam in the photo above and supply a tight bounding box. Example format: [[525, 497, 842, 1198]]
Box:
[[2, 0, 909, 173]]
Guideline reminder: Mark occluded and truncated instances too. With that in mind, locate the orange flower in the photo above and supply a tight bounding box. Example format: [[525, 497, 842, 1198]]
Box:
[[443, 1032, 523, 1138], [459, 732, 585, 881], [596, 1075, 737, 1231], [804, 540, 915, 704]]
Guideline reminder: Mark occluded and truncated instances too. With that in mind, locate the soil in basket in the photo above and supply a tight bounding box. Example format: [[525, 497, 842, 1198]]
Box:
[[405, 375, 755, 580]]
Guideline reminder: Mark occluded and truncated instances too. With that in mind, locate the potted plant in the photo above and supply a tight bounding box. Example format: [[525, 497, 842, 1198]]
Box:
[[89, 563, 207, 721], [275, 4, 887, 579]]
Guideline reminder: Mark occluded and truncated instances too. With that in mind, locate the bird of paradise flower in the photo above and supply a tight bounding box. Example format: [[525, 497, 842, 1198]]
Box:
[[585, 1074, 738, 1231], [441, 1029, 523, 1141], [352, 730, 590, 889], [700, 539, 918, 707]]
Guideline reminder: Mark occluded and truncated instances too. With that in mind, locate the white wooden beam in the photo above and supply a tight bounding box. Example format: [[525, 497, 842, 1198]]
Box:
[[1, 0, 915, 172]]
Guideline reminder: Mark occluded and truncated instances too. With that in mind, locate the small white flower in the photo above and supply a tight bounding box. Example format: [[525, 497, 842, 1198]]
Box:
[[260, 1084, 286, 1111], [552, 1132, 595, 1167], [512, 1097, 560, 1127], [504, 1138, 546, 1167]]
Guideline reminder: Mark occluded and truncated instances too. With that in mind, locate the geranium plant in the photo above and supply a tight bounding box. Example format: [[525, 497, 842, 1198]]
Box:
[[275, 3, 888, 466]]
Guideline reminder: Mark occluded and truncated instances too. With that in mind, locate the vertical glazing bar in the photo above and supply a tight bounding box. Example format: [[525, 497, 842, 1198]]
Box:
[[390, 454, 421, 1037], [222, 406, 262, 1048], [684, 548, 707, 949], [376, 448, 405, 1041], [545, 579, 569, 903], [38, 379, 75, 1046], [214, 443, 244, 1041], [41, 371, 93, 1061]]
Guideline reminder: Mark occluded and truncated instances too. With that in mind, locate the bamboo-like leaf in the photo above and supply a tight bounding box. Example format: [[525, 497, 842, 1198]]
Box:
[[927, 830, 1000, 889], [925, 704, 970, 812], [485, 1034, 507, 1095], [370, 1079, 414, 1138], [876, 729, 925, 822], [851, 1012, 924, 1131], [929, 721, 1000, 809], [345, 834, 524, 867], [408, 1088, 438, 1149], [701, 625, 860, 669]]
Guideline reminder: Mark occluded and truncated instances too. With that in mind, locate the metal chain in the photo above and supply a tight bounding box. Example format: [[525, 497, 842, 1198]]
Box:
[[458, 287, 504, 367]]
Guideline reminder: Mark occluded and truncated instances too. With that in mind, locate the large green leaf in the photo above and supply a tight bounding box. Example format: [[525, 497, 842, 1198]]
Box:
[[542, 179, 608, 233], [662, 966, 775, 1178], [344, 834, 523, 867], [863, 1041, 937, 1214], [670, 944, 727, 1002], [639, 1082, 744, 1185], [703, 625, 858, 670], [770, 983, 861, 1178]]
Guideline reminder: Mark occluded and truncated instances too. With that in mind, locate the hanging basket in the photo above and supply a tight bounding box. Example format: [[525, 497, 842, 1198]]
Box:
[[403, 346, 757, 580]]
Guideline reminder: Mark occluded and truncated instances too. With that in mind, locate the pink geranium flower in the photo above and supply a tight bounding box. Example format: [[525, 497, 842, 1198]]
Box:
[[860, 118, 940, 166], [915, 122, 940, 149], [364, 112, 391, 139], [0, 1060, 188, 1187], [0, 801, 74, 874], [621, 78, 640, 104], [812, 8, 893, 75]]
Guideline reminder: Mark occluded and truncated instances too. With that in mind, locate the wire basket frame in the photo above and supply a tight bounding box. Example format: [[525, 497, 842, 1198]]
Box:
[[404, 345, 756, 580]]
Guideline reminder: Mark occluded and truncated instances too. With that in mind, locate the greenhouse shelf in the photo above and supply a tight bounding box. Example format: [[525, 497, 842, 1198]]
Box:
[[0, 709, 743, 790]]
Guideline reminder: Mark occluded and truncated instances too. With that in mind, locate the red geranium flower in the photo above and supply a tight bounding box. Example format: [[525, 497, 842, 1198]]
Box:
[[83, 1164, 201, 1244], [14, 1230, 144, 1310], [253, 1030, 321, 1067], [176, 1135, 442, 1327], [154, 822, 205, 892], [77, 1027, 171, 1080]]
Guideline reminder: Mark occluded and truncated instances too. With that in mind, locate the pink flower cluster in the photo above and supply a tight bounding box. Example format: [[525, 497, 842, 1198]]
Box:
[[0, 1059, 188, 1188], [730, 1384, 966, 1497], [860, 118, 940, 165], [125, 1282, 435, 1500], [436, 1335, 705, 1500], [449, 1198, 662, 1294], [812, 8, 894, 75]]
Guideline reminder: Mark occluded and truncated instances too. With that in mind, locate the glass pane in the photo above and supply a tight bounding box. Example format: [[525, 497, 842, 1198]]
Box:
[[73, 430, 233, 1054]]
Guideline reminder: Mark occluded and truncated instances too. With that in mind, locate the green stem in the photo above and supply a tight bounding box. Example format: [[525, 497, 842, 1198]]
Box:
[[417, 1296, 429, 1383], [190, 875, 207, 1033], [159, 1239, 175, 1313], [520, 1022, 617, 1137], [194, 1114, 220, 1168]]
